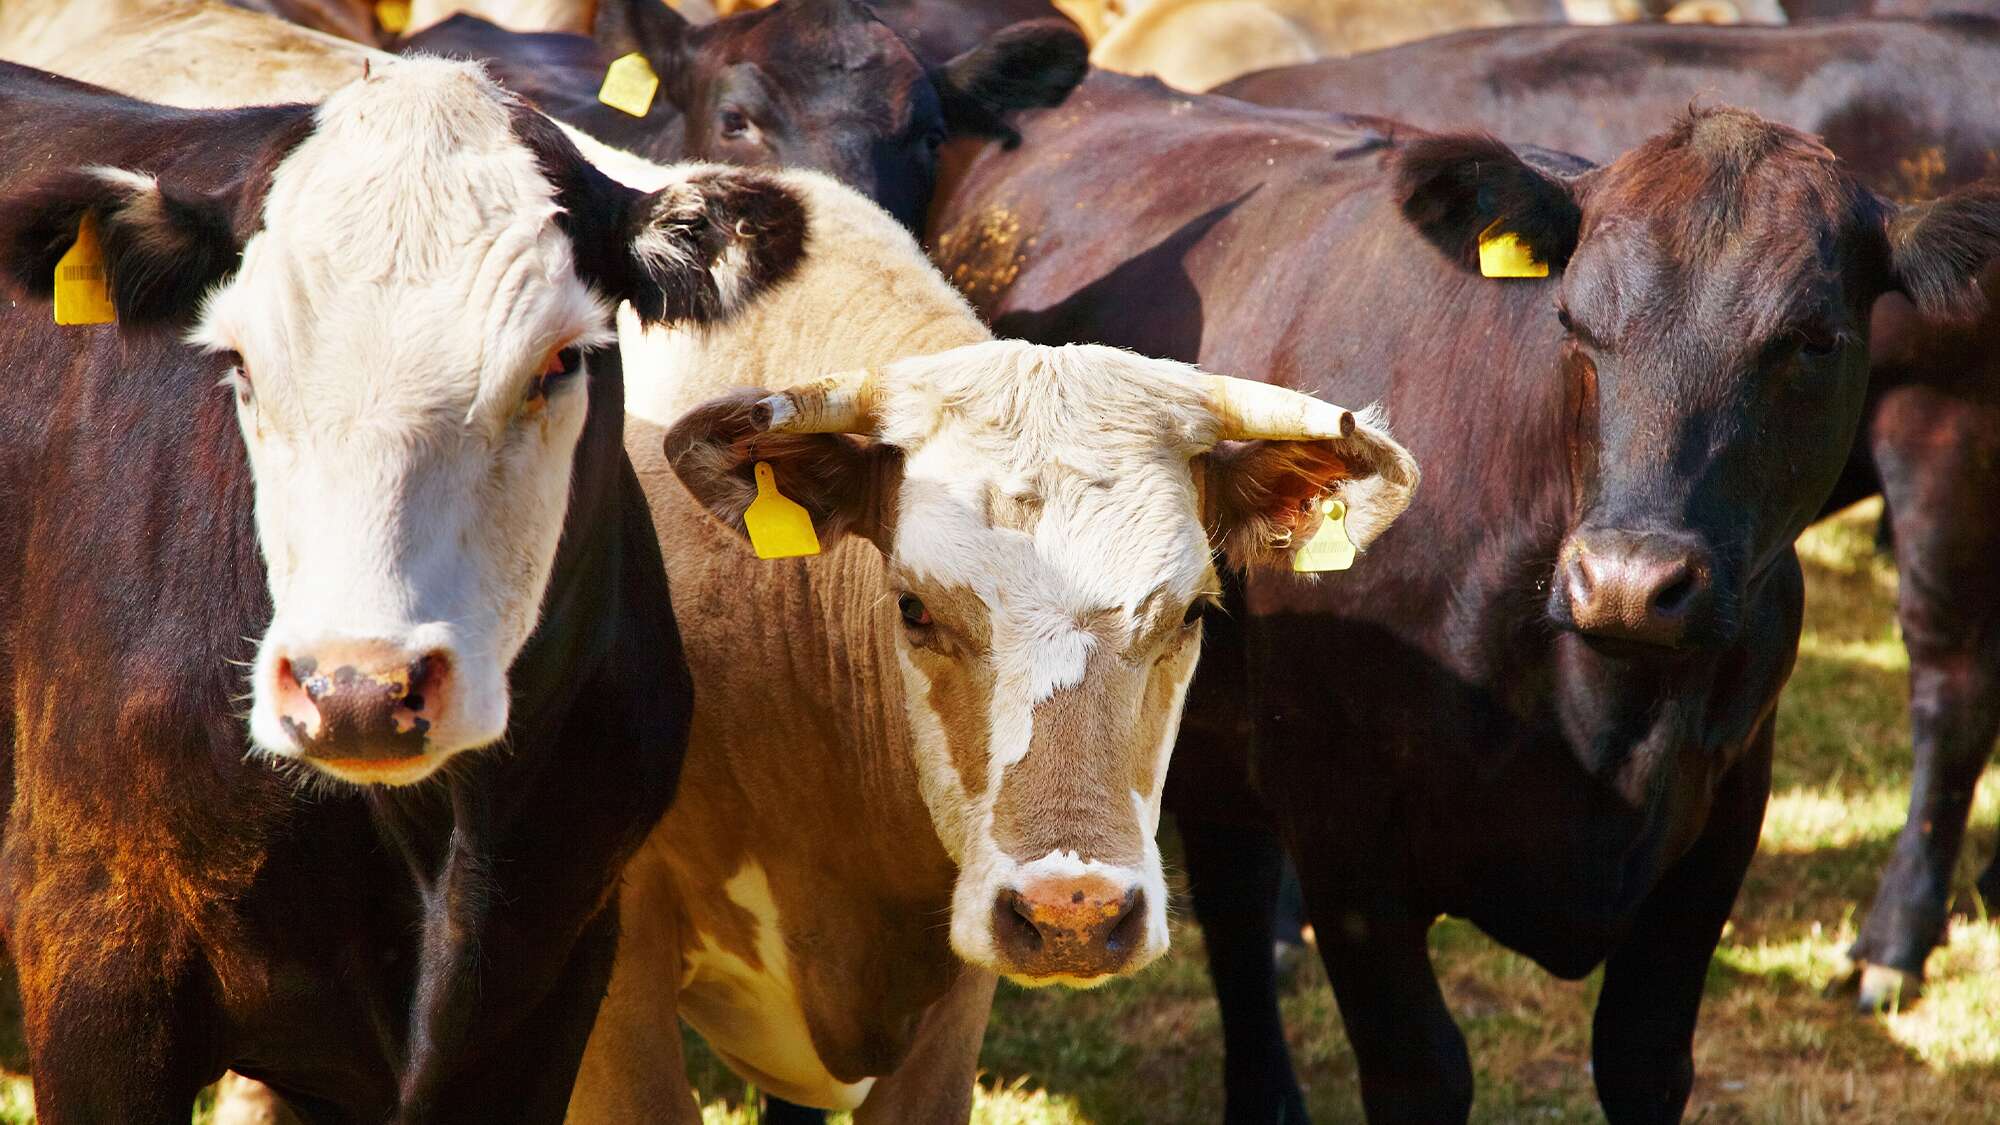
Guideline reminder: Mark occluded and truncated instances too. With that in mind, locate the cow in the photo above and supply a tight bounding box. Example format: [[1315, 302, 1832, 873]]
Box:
[[229, 0, 384, 43], [408, 0, 594, 33], [400, 0, 1088, 231], [1217, 13, 2000, 1012], [0, 58, 807, 1121], [671, 0, 1081, 63], [1066, 0, 1780, 92], [553, 159, 1416, 1122], [928, 73, 2000, 1122]]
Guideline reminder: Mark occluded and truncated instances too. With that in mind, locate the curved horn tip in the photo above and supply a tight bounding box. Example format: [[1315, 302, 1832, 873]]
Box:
[[751, 395, 796, 432]]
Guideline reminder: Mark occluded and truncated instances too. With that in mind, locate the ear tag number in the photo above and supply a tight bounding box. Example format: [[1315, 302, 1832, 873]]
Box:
[[743, 461, 821, 560], [1292, 497, 1355, 574], [1477, 218, 1548, 279], [376, 0, 411, 33], [54, 212, 115, 326], [598, 53, 659, 118]]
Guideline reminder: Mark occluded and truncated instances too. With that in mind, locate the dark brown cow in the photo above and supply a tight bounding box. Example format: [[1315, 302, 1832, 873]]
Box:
[[0, 60, 805, 1121], [928, 73, 2000, 1123], [1218, 13, 2000, 1011], [400, 0, 1087, 232]]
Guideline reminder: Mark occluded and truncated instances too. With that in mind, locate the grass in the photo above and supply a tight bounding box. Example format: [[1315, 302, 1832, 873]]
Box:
[[0, 499, 1995, 1122]]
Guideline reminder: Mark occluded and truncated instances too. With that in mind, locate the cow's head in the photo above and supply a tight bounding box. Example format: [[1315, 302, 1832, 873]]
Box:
[[1399, 108, 2000, 652], [593, 0, 1086, 230], [0, 60, 805, 785], [668, 343, 1417, 984]]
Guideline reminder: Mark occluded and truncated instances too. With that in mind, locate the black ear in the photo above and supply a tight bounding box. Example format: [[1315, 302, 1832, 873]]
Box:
[[593, 0, 692, 62], [0, 167, 240, 327], [935, 19, 1088, 146], [620, 167, 809, 326], [1886, 183, 2000, 322], [1394, 134, 1584, 275]]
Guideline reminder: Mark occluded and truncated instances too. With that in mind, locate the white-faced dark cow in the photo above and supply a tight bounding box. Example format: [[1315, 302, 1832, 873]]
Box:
[[400, 0, 1088, 232], [0, 59, 804, 1120], [929, 74, 2000, 1123]]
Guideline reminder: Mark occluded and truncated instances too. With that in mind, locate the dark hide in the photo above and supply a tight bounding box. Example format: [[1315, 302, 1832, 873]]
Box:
[[928, 72, 2000, 1122], [400, 0, 1084, 232], [1218, 11, 2000, 1009], [0, 60, 780, 1121]]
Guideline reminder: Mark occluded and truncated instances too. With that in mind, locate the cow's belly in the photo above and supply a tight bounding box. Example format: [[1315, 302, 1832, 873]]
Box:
[[676, 863, 877, 1111]]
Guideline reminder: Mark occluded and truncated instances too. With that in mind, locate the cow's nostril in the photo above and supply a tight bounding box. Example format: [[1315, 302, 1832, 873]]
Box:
[[994, 890, 1046, 959], [1105, 890, 1145, 955], [1651, 570, 1698, 616], [403, 651, 449, 713]]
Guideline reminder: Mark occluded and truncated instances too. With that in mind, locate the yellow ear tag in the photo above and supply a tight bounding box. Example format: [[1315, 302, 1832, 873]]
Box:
[[1292, 497, 1356, 574], [1477, 218, 1548, 279], [743, 461, 821, 560], [598, 53, 660, 118], [375, 0, 411, 34], [53, 212, 116, 326]]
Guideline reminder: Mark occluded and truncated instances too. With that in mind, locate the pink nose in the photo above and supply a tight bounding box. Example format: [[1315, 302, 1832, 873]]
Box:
[[1560, 531, 1713, 647], [991, 872, 1146, 980], [271, 641, 449, 765]]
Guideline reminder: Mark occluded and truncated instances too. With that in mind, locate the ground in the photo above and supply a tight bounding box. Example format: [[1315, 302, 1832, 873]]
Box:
[[0, 499, 1994, 1122]]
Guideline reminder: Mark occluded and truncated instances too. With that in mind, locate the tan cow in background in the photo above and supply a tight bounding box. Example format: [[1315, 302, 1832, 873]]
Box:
[[570, 157, 1417, 1120], [1068, 0, 1785, 90]]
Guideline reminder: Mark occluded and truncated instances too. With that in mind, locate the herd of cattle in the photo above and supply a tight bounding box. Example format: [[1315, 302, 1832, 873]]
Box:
[[0, 0, 1995, 1122]]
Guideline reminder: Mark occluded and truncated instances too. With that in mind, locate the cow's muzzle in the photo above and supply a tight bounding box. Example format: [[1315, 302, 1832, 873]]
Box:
[[268, 638, 452, 783], [990, 871, 1147, 982], [1553, 527, 1717, 648]]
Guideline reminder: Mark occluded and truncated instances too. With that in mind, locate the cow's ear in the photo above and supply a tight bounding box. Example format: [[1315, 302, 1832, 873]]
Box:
[[1885, 183, 2000, 322], [593, 0, 691, 65], [1201, 411, 1419, 569], [1395, 134, 1584, 275], [620, 167, 808, 326], [935, 19, 1088, 145], [665, 391, 902, 552], [0, 167, 239, 327]]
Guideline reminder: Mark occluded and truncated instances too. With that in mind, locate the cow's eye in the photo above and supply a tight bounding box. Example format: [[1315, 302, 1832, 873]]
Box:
[[1795, 327, 1840, 360], [1181, 600, 1205, 628], [1555, 305, 1575, 333], [898, 594, 932, 628], [218, 350, 252, 405], [525, 346, 583, 407], [922, 127, 947, 153], [719, 106, 753, 139]]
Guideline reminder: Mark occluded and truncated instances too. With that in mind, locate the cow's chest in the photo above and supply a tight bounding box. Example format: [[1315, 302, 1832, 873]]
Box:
[[676, 861, 878, 1111]]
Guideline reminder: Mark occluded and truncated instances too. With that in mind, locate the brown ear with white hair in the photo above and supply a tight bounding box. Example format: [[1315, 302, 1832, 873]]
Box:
[[664, 388, 901, 550], [1202, 407, 1419, 569]]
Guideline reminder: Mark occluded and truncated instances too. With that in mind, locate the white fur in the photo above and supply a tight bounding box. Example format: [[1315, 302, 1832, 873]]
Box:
[[679, 863, 878, 1110], [185, 60, 610, 782]]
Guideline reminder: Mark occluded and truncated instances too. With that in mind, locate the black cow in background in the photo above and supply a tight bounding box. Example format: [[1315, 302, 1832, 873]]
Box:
[[402, 0, 1087, 232], [1221, 12, 2000, 1013]]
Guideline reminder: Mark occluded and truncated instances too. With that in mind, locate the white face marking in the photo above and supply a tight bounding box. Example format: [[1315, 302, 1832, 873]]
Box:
[[197, 61, 614, 784], [679, 862, 877, 1109], [874, 342, 1219, 981]]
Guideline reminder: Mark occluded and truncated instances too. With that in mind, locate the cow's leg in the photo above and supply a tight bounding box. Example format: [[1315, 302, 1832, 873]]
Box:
[[211, 1074, 304, 1125], [567, 863, 700, 1125], [852, 966, 997, 1125], [15, 939, 212, 1124], [1307, 896, 1469, 1124], [1850, 640, 2000, 1008], [1591, 729, 1770, 1124], [428, 906, 623, 1124], [1180, 814, 1308, 1125]]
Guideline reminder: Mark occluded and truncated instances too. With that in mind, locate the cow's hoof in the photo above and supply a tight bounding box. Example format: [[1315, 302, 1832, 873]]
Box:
[[1855, 962, 1920, 1014]]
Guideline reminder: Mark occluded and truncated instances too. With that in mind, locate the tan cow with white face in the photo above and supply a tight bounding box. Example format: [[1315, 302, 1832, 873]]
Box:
[[574, 165, 1417, 1120]]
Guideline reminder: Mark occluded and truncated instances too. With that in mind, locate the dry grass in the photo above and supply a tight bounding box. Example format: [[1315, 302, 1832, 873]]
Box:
[[0, 500, 1993, 1123]]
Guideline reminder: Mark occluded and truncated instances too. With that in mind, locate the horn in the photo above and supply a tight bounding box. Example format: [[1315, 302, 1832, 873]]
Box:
[[750, 370, 881, 434], [1202, 374, 1357, 441]]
